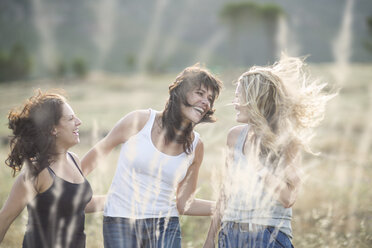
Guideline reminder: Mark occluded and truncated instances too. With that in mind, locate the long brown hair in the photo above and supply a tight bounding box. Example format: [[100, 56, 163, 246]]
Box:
[[162, 64, 222, 154], [6, 90, 66, 177]]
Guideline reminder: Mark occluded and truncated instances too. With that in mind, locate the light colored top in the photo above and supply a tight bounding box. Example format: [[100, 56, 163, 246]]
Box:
[[222, 125, 293, 238], [104, 109, 199, 219]]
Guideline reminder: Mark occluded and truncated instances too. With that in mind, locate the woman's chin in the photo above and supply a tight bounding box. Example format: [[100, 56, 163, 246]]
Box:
[[235, 115, 247, 124]]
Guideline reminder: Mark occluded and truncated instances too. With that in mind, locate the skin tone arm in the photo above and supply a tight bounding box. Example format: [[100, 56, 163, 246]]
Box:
[[242, 129, 302, 208], [258, 153, 302, 208], [81, 110, 148, 175], [203, 127, 239, 248], [81, 110, 148, 212], [0, 173, 38, 243], [68, 152, 107, 213], [203, 128, 302, 247], [85, 195, 106, 213], [176, 140, 216, 216], [203, 178, 226, 248]]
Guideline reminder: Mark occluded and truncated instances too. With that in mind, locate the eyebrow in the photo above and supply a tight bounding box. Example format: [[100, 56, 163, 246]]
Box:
[[197, 86, 214, 99]]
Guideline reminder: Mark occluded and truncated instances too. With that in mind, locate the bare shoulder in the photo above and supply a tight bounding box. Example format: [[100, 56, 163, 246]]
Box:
[[68, 151, 87, 175], [125, 109, 151, 122], [119, 109, 151, 131], [226, 125, 248, 148], [110, 109, 151, 141], [68, 151, 81, 165], [33, 168, 53, 193]]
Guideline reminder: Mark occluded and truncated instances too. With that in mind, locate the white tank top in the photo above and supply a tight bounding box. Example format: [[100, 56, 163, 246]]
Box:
[[104, 109, 200, 219], [222, 125, 293, 238]]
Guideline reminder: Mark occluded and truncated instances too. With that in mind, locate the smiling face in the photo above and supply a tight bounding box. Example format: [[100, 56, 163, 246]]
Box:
[[180, 84, 214, 125], [53, 103, 82, 151], [234, 82, 250, 123]]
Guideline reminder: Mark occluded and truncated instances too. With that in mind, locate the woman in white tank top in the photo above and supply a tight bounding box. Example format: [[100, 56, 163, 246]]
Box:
[[82, 64, 222, 248], [204, 55, 335, 248]]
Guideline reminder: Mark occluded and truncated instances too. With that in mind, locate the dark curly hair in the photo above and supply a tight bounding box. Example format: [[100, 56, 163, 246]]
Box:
[[162, 64, 222, 154], [6, 90, 66, 178]]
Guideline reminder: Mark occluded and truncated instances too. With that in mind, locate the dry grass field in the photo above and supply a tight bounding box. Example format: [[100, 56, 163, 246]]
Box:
[[0, 64, 371, 247]]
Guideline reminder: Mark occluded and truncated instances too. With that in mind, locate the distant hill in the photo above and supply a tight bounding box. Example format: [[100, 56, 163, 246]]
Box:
[[0, 0, 371, 77]]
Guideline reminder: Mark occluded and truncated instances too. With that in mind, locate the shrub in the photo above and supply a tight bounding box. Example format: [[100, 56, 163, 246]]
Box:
[[0, 43, 32, 83], [72, 57, 87, 78]]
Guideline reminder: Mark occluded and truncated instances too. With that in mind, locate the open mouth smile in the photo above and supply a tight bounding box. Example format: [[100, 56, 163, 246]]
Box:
[[73, 129, 79, 136], [193, 106, 205, 115]]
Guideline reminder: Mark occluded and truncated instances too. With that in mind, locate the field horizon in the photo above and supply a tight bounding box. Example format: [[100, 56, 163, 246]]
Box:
[[0, 63, 371, 247]]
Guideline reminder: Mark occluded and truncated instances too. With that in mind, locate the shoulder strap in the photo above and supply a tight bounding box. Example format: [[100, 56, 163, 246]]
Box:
[[68, 152, 84, 177], [234, 125, 250, 153], [47, 166, 56, 177], [191, 131, 200, 152], [142, 108, 156, 133]]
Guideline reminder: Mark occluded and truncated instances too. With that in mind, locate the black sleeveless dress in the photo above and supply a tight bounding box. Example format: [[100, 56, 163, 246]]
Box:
[[22, 153, 93, 248]]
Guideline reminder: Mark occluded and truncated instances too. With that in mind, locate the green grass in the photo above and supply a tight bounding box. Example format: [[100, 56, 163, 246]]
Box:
[[0, 64, 372, 247]]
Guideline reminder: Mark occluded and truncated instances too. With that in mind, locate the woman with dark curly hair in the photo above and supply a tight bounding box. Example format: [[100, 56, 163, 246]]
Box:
[[82, 64, 223, 248], [0, 90, 104, 248]]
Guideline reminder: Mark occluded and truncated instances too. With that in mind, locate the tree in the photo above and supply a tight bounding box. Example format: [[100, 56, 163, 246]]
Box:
[[0, 43, 32, 83], [0, 51, 9, 82], [365, 16, 372, 52], [55, 59, 67, 78], [72, 57, 88, 78], [367, 16, 372, 32]]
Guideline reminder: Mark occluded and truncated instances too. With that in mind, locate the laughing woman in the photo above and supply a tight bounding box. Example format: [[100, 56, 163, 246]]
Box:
[[204, 55, 334, 248], [82, 64, 223, 248], [0, 91, 105, 248]]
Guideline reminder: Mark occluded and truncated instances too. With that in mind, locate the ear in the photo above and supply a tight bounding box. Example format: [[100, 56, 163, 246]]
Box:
[[51, 128, 58, 136]]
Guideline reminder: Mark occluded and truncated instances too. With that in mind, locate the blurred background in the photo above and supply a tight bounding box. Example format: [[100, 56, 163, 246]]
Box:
[[0, 0, 371, 247], [0, 0, 371, 78]]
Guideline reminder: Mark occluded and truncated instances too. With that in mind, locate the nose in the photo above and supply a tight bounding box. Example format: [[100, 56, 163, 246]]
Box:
[[201, 98, 211, 110], [75, 117, 82, 126]]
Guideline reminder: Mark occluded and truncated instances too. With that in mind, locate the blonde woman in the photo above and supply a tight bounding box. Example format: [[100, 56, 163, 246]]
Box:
[[204, 55, 334, 248]]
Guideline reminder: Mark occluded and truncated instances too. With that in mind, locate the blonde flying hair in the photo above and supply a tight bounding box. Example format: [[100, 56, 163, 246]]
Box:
[[237, 54, 334, 170]]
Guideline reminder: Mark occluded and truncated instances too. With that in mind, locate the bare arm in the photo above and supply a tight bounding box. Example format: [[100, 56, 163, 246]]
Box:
[[0, 173, 37, 243], [81, 110, 149, 175], [203, 183, 225, 248], [258, 141, 302, 208], [176, 140, 216, 216], [204, 127, 240, 247], [85, 195, 106, 213], [69, 152, 106, 213], [259, 157, 302, 208]]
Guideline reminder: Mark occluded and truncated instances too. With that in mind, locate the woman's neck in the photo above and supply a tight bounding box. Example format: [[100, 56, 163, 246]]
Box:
[[52, 150, 69, 165]]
